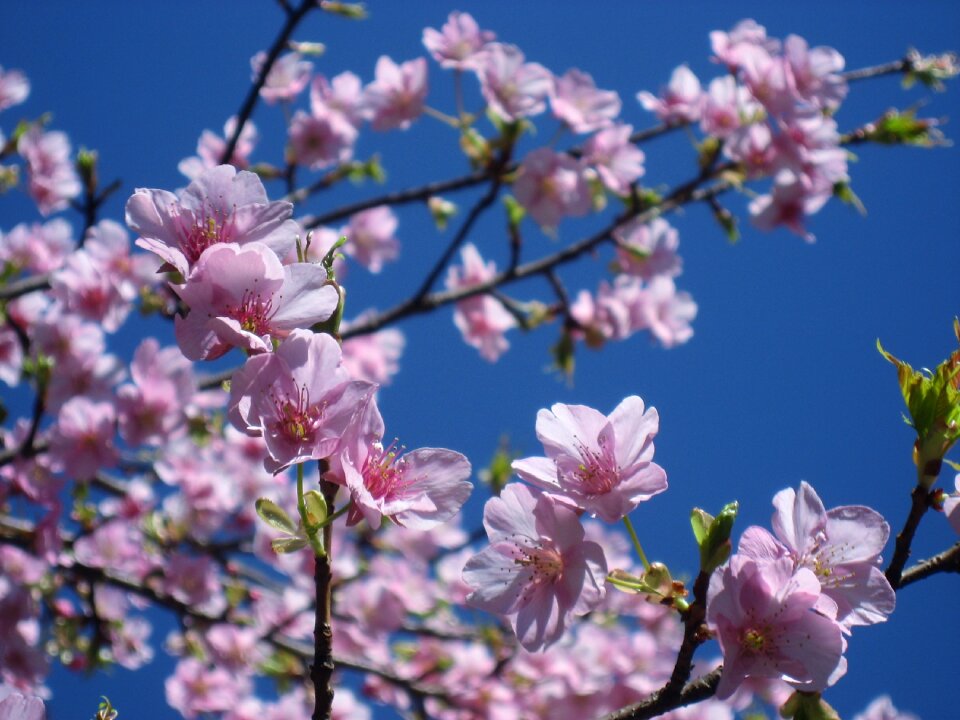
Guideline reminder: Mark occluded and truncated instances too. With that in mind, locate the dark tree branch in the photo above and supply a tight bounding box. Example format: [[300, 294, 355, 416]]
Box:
[[601, 668, 722, 720], [219, 0, 316, 165], [885, 483, 936, 588], [899, 541, 960, 587]]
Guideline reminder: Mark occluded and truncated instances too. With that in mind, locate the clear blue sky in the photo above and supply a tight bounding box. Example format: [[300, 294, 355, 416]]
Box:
[[3, 2, 959, 718]]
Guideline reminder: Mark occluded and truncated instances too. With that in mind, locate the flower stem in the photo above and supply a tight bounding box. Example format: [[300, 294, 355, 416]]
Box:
[[318, 503, 350, 528], [296, 462, 326, 557], [623, 515, 650, 571]]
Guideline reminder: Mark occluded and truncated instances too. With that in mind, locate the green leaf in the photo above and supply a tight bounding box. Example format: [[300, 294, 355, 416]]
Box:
[[271, 536, 308, 554], [503, 195, 526, 228], [318, 1, 367, 20], [832, 181, 867, 216], [255, 498, 297, 533], [690, 508, 713, 545], [780, 692, 839, 720], [700, 501, 738, 572], [303, 490, 329, 530]]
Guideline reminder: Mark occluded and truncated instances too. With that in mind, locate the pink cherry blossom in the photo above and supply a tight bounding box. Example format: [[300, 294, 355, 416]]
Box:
[[0, 66, 30, 111], [463, 484, 607, 651], [330, 398, 472, 530], [0, 693, 44, 720], [364, 56, 428, 131], [738, 46, 796, 118], [178, 117, 259, 180], [706, 555, 847, 699], [632, 275, 698, 348], [614, 216, 682, 280], [163, 554, 225, 615], [72, 519, 155, 580], [477, 43, 553, 122], [116, 338, 196, 447], [551, 68, 621, 134], [700, 76, 759, 139], [30, 309, 124, 410], [126, 164, 299, 277], [48, 396, 118, 480], [50, 243, 133, 333], [422, 11, 495, 71], [251, 50, 313, 104], [514, 148, 591, 230], [0, 219, 74, 274], [723, 122, 777, 177], [512, 396, 667, 522], [17, 127, 81, 216], [165, 658, 249, 719], [582, 123, 645, 195], [740, 481, 896, 629], [341, 324, 405, 385], [228, 329, 376, 472], [710, 20, 780, 71], [341, 205, 399, 272], [310, 71, 367, 128], [637, 65, 703, 124], [445, 243, 516, 361], [288, 108, 358, 169], [749, 169, 827, 242], [173, 241, 338, 360], [783, 34, 847, 111], [570, 281, 633, 346]]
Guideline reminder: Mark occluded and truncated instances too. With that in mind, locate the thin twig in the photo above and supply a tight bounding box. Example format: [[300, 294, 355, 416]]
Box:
[[219, 0, 316, 165], [899, 541, 960, 587]]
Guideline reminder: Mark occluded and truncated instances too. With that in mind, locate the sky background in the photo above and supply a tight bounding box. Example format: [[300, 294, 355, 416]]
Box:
[[3, 1, 960, 718]]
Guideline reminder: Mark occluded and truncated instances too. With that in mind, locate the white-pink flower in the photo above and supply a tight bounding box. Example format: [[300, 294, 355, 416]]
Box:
[[445, 243, 515, 361], [551, 68, 621, 134], [463, 484, 607, 651], [126, 165, 299, 277], [0, 693, 44, 720], [477, 43, 552, 122], [341, 206, 399, 273], [739, 481, 896, 629], [179, 117, 259, 180], [583, 123, 645, 196], [422, 11, 496, 71], [0, 66, 30, 111], [48, 396, 118, 479], [512, 396, 667, 522], [706, 555, 847, 699], [288, 108, 358, 170], [228, 329, 376, 472], [251, 50, 313, 104], [514, 148, 591, 230], [17, 127, 81, 216], [330, 397, 472, 530], [364, 56, 428, 131], [173, 241, 338, 360], [614, 217, 682, 280], [637, 65, 703, 124]]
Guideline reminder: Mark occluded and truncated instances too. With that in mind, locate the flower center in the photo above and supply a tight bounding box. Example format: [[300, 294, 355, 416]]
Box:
[[742, 627, 768, 653], [273, 384, 323, 443], [514, 545, 564, 585], [175, 204, 237, 265], [363, 441, 408, 500], [230, 289, 275, 336]]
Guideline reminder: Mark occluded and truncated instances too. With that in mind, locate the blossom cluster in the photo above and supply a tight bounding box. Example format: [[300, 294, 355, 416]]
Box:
[[0, 8, 954, 720], [640, 19, 849, 241], [707, 481, 896, 698]]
